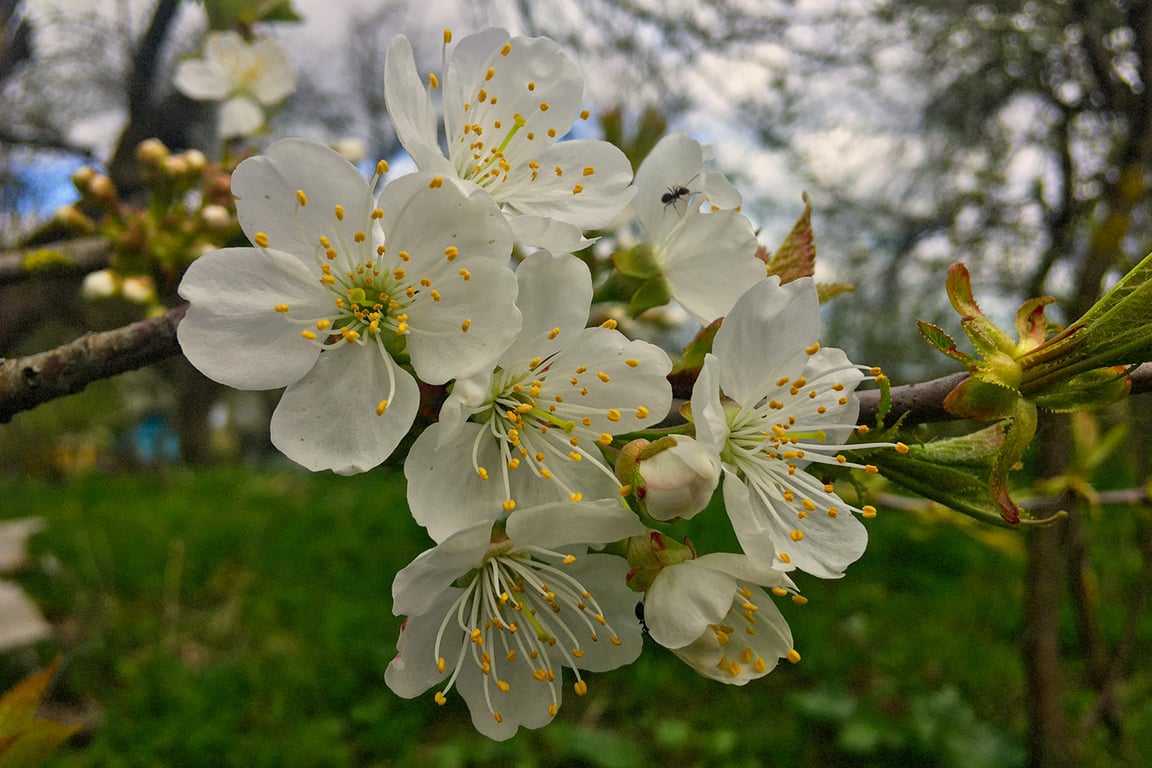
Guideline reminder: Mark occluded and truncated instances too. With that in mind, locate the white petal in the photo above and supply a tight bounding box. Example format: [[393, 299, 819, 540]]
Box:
[[558, 554, 643, 671], [404, 423, 511, 541], [385, 586, 463, 698], [391, 521, 494, 616], [203, 30, 248, 66], [634, 131, 704, 241], [441, 28, 512, 153], [404, 258, 521, 384], [219, 95, 265, 139], [500, 252, 591, 365], [505, 499, 645, 551], [231, 139, 374, 266], [645, 560, 735, 649], [670, 589, 793, 685], [455, 636, 557, 740], [713, 276, 819, 405], [659, 209, 763, 325], [689, 354, 730, 457], [270, 345, 418, 474], [172, 59, 230, 100], [176, 247, 327, 389], [697, 169, 742, 210], [541, 328, 673, 433], [501, 140, 635, 229], [384, 35, 449, 170], [249, 38, 297, 104], [382, 175, 513, 267], [506, 215, 592, 253]]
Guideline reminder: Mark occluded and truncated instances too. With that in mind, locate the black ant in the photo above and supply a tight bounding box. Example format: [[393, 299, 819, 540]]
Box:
[[660, 172, 700, 213], [635, 600, 649, 636]]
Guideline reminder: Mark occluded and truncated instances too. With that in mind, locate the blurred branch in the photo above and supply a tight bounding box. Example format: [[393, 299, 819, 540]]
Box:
[[0, 304, 185, 423], [0, 127, 96, 157], [0, 237, 112, 286]]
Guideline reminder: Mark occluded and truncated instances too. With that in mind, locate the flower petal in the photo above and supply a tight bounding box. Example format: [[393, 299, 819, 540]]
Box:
[[231, 138, 374, 267], [384, 35, 450, 170], [712, 276, 819, 405], [634, 131, 704, 240], [501, 140, 635, 230], [506, 215, 592, 253], [219, 95, 265, 139], [177, 247, 327, 389], [557, 554, 643, 672], [249, 37, 297, 104], [270, 344, 418, 474], [689, 354, 730, 457], [500, 252, 592, 366], [645, 560, 735, 649], [455, 637, 557, 740], [505, 499, 646, 551], [391, 521, 495, 616], [659, 209, 763, 325], [172, 59, 230, 100], [385, 586, 463, 699]]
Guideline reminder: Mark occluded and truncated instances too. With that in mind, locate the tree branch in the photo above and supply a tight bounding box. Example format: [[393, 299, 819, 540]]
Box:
[[0, 304, 185, 424], [0, 238, 113, 286]]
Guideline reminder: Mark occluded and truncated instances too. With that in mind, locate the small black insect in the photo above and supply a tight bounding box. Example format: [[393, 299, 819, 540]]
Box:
[[660, 185, 691, 207], [635, 600, 649, 636]]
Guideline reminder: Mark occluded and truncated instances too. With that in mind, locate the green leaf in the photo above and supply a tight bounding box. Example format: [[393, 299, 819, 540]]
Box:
[[989, 399, 1037, 524], [1030, 366, 1131, 412], [765, 192, 815, 284], [942, 376, 1018, 421], [629, 275, 673, 316], [612, 243, 660, 279], [0, 659, 79, 768], [917, 321, 971, 364]]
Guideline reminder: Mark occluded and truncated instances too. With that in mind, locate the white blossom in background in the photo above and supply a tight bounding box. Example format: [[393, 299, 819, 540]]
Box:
[[691, 277, 890, 579], [644, 553, 799, 684], [404, 251, 672, 541], [174, 31, 297, 139], [385, 500, 645, 740], [385, 29, 636, 253], [177, 139, 521, 474], [631, 132, 767, 325]]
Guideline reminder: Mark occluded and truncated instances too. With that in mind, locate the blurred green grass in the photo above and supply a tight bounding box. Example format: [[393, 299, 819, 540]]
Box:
[[1, 466, 1143, 767]]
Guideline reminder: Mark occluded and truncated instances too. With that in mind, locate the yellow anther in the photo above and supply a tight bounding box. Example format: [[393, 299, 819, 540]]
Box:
[[778, 553, 792, 564], [254, 232, 269, 247], [792, 595, 809, 605], [635, 406, 649, 419], [430, 289, 441, 301], [477, 467, 489, 480], [493, 713, 503, 724], [375, 400, 389, 416], [582, 166, 595, 176], [606, 409, 621, 422], [320, 274, 336, 285], [787, 649, 802, 664], [568, 452, 582, 462], [619, 484, 632, 496], [316, 319, 331, 330], [274, 304, 289, 313], [600, 318, 617, 329], [428, 72, 439, 89], [376, 159, 389, 175], [458, 268, 472, 281], [572, 183, 583, 194], [580, 109, 590, 120], [790, 529, 804, 542], [334, 205, 344, 221], [502, 499, 516, 511], [771, 587, 788, 597], [896, 442, 909, 454], [354, 231, 366, 243], [296, 190, 308, 206], [598, 433, 613, 445], [539, 101, 550, 111], [562, 554, 576, 565], [805, 342, 821, 355], [597, 371, 610, 382], [392, 269, 406, 280], [573, 680, 588, 696], [862, 505, 878, 518], [444, 246, 459, 260], [434, 691, 447, 705], [428, 176, 444, 189], [461, 318, 472, 332], [485, 67, 495, 81], [546, 327, 560, 340], [443, 28, 453, 43], [300, 330, 317, 340], [500, 41, 511, 56], [865, 464, 879, 474]]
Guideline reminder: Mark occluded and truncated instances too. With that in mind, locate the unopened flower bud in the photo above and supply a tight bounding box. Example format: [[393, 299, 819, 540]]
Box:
[[87, 174, 117, 202], [624, 531, 696, 593], [52, 204, 95, 232], [72, 166, 96, 192], [163, 155, 190, 177], [135, 138, 170, 166], [182, 149, 207, 173], [623, 435, 720, 522], [121, 275, 157, 304], [80, 269, 121, 300], [200, 204, 232, 230]]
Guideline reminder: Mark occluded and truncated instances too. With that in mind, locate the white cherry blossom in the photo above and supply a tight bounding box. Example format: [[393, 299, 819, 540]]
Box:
[[385, 29, 635, 252], [385, 500, 645, 740], [644, 553, 799, 684], [177, 139, 520, 474], [404, 251, 672, 541], [691, 277, 889, 578], [630, 132, 766, 325], [173, 31, 296, 139]]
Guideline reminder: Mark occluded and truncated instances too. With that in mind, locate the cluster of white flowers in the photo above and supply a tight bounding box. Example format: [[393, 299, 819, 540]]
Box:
[[176, 27, 897, 740]]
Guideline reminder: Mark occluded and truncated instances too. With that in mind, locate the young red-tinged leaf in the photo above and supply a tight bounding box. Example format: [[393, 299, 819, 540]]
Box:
[[676, 318, 722, 373], [1014, 296, 1055, 352], [989, 399, 1038, 524], [942, 376, 1019, 420], [816, 282, 856, 304], [917, 320, 972, 364], [764, 192, 815, 284], [946, 262, 983, 318]]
